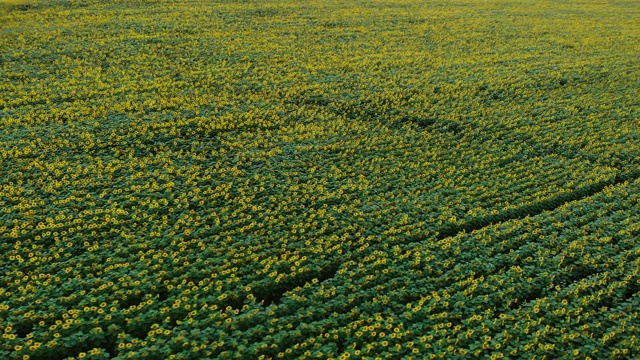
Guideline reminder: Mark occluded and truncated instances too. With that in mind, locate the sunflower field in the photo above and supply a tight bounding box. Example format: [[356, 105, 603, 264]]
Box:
[[1, 0, 639, 359]]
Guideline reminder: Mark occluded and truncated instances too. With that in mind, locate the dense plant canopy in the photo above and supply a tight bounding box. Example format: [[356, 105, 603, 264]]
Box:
[[1, 0, 639, 359]]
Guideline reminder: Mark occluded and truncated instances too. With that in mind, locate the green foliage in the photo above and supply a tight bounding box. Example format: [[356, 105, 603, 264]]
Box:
[[1, 0, 639, 359]]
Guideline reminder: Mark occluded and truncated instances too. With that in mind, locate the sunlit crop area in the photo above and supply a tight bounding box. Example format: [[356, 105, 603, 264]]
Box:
[[1, 0, 639, 359]]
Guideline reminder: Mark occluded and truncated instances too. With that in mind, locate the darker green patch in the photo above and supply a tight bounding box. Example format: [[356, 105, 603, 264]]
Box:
[[253, 263, 340, 307]]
